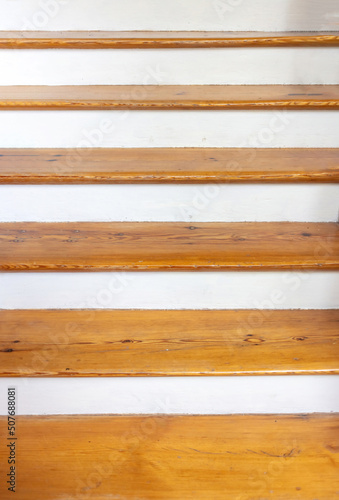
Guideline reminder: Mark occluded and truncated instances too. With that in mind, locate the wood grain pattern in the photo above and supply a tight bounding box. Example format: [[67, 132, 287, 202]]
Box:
[[1, 31, 339, 48], [1, 148, 339, 184], [0, 85, 338, 110], [1, 222, 338, 272], [0, 309, 338, 377], [0, 414, 338, 500]]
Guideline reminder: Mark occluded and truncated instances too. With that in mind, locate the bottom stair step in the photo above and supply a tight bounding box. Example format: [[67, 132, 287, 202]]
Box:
[[0, 414, 338, 499], [0, 309, 338, 376]]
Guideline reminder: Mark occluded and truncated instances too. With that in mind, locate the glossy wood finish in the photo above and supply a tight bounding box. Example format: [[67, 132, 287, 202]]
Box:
[[1, 222, 338, 272], [0, 414, 338, 500], [1, 148, 339, 184], [0, 85, 338, 110], [1, 309, 338, 377], [1, 31, 339, 48]]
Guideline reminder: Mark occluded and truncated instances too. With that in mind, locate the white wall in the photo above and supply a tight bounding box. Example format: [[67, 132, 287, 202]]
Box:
[[0, 0, 338, 31], [0, 111, 338, 148], [0, 377, 338, 415], [1, 272, 338, 310], [2, 184, 339, 222], [1, 48, 338, 85]]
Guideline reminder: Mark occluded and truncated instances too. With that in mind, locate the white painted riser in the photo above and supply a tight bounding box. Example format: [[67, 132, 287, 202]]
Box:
[[2, 48, 338, 85], [1, 272, 338, 310], [2, 184, 339, 222], [0, 377, 338, 415], [1, 0, 338, 31], [0, 111, 338, 148]]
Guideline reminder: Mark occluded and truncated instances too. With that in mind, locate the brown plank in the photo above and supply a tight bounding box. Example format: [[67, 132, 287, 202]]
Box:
[[1, 31, 339, 48], [0, 309, 338, 377], [0, 85, 338, 110], [0, 414, 338, 499], [1, 148, 339, 184], [1, 222, 338, 272]]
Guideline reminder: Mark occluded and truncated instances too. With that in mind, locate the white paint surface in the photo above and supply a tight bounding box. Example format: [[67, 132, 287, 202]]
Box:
[[1, 48, 338, 85], [0, 0, 338, 31], [2, 184, 339, 222], [0, 376, 338, 415], [0, 111, 338, 148], [1, 272, 338, 310]]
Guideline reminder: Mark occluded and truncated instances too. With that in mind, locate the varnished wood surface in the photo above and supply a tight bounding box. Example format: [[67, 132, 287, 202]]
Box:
[[0, 309, 338, 377], [0, 414, 338, 499], [1, 148, 339, 184], [0, 222, 338, 271], [1, 31, 339, 48], [0, 85, 338, 110]]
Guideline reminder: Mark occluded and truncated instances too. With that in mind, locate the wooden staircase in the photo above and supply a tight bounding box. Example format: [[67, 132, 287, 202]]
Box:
[[0, 25, 338, 500]]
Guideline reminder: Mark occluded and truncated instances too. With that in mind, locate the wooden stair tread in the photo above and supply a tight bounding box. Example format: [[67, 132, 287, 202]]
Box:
[[1, 148, 339, 184], [1, 309, 338, 377], [0, 414, 338, 499], [1, 31, 339, 48], [1, 222, 338, 271], [0, 85, 338, 109]]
